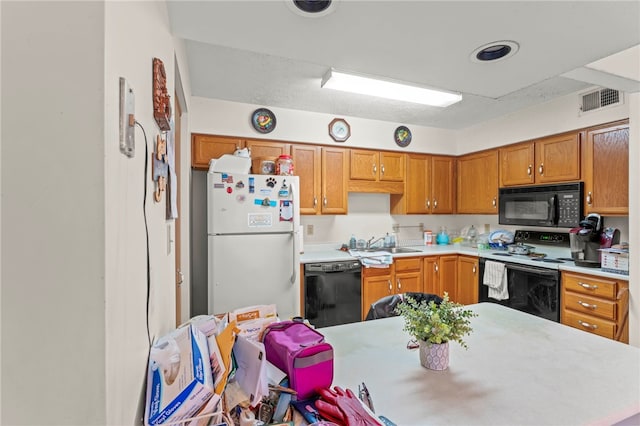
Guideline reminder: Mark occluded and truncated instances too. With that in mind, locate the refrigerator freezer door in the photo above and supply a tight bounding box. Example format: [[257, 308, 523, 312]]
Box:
[[208, 233, 300, 318], [207, 173, 299, 235]]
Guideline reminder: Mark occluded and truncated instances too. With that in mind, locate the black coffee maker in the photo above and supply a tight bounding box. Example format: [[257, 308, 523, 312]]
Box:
[[570, 213, 619, 267]]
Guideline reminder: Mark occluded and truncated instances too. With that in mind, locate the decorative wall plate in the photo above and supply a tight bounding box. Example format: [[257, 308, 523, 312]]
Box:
[[329, 118, 351, 142], [251, 108, 277, 133], [394, 125, 412, 147]]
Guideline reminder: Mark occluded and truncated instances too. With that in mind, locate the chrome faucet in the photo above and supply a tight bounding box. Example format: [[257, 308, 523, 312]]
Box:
[[366, 236, 385, 249]]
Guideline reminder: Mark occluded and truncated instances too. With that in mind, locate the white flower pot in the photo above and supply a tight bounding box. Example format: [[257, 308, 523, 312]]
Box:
[[419, 340, 449, 370]]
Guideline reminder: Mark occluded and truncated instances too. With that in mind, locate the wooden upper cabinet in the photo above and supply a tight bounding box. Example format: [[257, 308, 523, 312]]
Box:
[[321, 147, 349, 214], [457, 150, 499, 214], [431, 156, 455, 213], [245, 139, 291, 159], [583, 120, 629, 215], [349, 149, 404, 182], [499, 132, 580, 186], [390, 154, 454, 214], [191, 134, 244, 170], [291, 144, 321, 215], [535, 132, 581, 183]]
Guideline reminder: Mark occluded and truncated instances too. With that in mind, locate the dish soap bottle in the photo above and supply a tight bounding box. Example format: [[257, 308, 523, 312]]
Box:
[[349, 234, 357, 250], [468, 225, 478, 247], [436, 227, 450, 245]]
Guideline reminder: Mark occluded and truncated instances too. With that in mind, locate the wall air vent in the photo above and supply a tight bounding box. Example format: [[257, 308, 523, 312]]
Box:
[[579, 88, 623, 114]]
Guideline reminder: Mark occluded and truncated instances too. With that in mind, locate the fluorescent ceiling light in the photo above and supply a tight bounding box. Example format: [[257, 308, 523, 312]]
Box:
[[321, 69, 462, 107]]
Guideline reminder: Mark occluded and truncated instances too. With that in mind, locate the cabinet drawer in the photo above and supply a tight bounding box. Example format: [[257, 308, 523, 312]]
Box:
[[563, 310, 616, 340], [563, 291, 616, 321], [562, 272, 618, 299], [362, 266, 393, 278], [395, 257, 422, 272]]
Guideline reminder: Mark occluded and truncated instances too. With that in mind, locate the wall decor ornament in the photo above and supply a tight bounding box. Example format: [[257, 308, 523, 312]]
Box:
[[152, 57, 171, 132], [329, 118, 351, 142], [251, 108, 277, 133], [394, 125, 412, 147], [153, 134, 168, 202]]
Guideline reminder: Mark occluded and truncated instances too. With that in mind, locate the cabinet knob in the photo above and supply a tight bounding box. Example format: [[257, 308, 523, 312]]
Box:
[[426, 199, 431, 209], [396, 278, 401, 291], [527, 165, 532, 176], [538, 163, 544, 175], [373, 164, 377, 175], [323, 196, 327, 207], [586, 192, 593, 206], [577, 300, 597, 310], [472, 265, 477, 274], [577, 320, 598, 330], [388, 280, 393, 293], [381, 164, 385, 175], [492, 197, 497, 208], [435, 264, 439, 273], [433, 199, 438, 209], [313, 197, 317, 208]]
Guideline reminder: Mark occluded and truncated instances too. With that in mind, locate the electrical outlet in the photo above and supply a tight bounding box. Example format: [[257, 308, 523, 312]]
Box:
[[119, 77, 135, 157], [307, 224, 314, 236]]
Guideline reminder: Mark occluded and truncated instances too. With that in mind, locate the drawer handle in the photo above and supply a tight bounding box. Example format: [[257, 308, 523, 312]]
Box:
[[396, 278, 401, 291], [388, 280, 393, 293], [577, 320, 598, 330], [577, 300, 597, 310], [472, 265, 477, 274], [527, 164, 532, 176], [578, 282, 599, 290], [313, 196, 317, 208], [323, 196, 327, 207]]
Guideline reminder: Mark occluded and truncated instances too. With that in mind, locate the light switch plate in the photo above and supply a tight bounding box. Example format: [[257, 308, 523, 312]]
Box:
[[119, 77, 135, 157]]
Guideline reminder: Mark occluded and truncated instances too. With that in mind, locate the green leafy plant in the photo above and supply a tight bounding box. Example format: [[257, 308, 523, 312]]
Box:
[[395, 293, 477, 349]]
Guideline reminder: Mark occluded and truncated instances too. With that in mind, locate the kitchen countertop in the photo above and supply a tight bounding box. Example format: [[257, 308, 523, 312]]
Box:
[[301, 243, 629, 280], [320, 303, 640, 425]]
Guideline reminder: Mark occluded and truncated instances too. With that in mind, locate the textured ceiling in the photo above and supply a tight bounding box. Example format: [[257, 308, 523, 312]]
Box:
[[167, 0, 640, 129]]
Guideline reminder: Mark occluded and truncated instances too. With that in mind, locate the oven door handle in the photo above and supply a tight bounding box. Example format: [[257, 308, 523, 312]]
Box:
[[506, 263, 559, 277]]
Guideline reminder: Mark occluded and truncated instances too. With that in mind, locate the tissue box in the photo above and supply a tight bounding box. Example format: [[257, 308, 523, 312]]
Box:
[[145, 324, 214, 425], [600, 249, 629, 275]]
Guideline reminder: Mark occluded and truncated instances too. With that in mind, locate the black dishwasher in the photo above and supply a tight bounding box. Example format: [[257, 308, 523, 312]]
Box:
[[304, 261, 362, 328]]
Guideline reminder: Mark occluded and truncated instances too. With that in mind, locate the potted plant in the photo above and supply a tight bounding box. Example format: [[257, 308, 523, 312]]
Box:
[[395, 292, 477, 370]]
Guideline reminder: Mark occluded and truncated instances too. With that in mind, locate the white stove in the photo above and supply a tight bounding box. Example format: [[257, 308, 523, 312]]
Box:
[[481, 230, 573, 269]]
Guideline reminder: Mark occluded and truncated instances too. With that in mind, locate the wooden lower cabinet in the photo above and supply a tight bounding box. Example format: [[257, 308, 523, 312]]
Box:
[[561, 271, 629, 343], [456, 255, 479, 305], [424, 255, 458, 301], [361, 257, 423, 320]]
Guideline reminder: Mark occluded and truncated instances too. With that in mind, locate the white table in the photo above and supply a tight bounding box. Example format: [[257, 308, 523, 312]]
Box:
[[320, 303, 640, 425]]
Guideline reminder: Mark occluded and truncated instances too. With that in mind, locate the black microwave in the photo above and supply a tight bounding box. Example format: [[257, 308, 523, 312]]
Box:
[[499, 183, 583, 228]]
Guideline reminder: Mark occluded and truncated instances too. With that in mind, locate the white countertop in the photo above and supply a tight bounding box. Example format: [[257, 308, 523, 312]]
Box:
[[319, 303, 640, 426], [301, 243, 629, 280]]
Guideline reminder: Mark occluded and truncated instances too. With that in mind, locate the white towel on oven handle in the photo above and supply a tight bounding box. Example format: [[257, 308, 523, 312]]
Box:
[[483, 260, 509, 300]]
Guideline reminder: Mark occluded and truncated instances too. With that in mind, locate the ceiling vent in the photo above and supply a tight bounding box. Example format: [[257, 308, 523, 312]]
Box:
[[579, 88, 623, 114]]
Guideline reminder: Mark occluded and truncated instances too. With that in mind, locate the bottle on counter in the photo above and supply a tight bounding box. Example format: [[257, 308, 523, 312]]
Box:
[[424, 230, 433, 246], [436, 227, 450, 245], [349, 234, 357, 250], [468, 225, 478, 247]]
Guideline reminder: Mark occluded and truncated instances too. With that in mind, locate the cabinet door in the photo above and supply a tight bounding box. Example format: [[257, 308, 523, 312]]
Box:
[[191, 134, 244, 170], [396, 271, 422, 294], [456, 255, 479, 305], [499, 142, 535, 186], [390, 154, 430, 214], [362, 274, 394, 320], [322, 148, 349, 214], [457, 150, 498, 214], [423, 257, 440, 295], [439, 255, 458, 302], [291, 145, 321, 215], [584, 122, 629, 215], [245, 139, 291, 159], [379, 152, 405, 182], [431, 156, 455, 214], [535, 132, 580, 183], [350, 149, 378, 181]]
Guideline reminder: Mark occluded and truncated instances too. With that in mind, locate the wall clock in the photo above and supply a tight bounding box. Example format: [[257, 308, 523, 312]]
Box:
[[329, 118, 351, 142]]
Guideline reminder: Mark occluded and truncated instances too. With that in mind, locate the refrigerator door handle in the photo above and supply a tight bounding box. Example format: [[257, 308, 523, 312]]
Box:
[[290, 181, 298, 284]]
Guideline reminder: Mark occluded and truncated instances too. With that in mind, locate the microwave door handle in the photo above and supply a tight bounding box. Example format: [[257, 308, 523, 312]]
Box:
[[549, 195, 558, 225]]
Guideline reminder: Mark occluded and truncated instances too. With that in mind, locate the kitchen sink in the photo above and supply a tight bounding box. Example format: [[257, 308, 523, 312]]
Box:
[[360, 247, 423, 254]]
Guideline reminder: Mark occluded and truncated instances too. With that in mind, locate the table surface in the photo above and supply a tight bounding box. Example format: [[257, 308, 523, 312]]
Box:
[[319, 303, 640, 426]]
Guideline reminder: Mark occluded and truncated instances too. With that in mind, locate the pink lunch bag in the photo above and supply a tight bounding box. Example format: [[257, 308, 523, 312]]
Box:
[[262, 319, 334, 400]]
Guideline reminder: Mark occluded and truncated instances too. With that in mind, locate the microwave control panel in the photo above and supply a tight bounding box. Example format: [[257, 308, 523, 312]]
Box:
[[557, 193, 581, 227]]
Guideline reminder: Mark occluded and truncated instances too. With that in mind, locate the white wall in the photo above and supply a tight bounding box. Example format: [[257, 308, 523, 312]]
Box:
[[2, 2, 107, 423], [190, 97, 457, 154], [2, 1, 191, 424]]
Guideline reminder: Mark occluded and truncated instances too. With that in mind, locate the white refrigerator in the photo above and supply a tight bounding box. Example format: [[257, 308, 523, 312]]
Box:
[[207, 172, 300, 319]]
